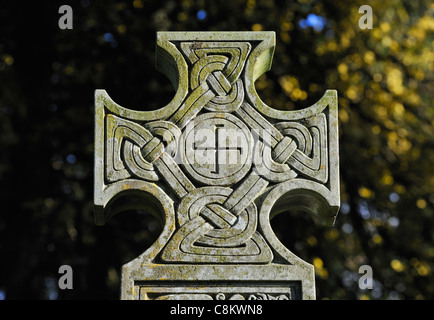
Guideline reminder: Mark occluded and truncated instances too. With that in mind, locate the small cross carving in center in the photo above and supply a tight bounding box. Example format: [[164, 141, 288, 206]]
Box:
[[193, 124, 242, 174]]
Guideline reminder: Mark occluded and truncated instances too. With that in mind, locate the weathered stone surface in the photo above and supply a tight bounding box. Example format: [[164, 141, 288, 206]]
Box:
[[94, 31, 340, 300]]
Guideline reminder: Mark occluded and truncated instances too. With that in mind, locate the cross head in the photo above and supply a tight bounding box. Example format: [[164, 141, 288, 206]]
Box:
[[94, 32, 340, 300]]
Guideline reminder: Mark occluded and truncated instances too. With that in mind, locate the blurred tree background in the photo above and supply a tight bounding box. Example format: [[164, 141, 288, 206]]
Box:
[[0, 0, 432, 300]]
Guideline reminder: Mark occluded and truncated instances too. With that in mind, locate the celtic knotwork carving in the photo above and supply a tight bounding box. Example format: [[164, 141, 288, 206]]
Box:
[[239, 100, 328, 184], [104, 116, 272, 263], [94, 32, 340, 300], [167, 42, 249, 130], [145, 121, 181, 158], [161, 184, 272, 263], [152, 292, 290, 300], [105, 114, 159, 182], [248, 293, 290, 300], [276, 113, 328, 183], [181, 42, 250, 113]]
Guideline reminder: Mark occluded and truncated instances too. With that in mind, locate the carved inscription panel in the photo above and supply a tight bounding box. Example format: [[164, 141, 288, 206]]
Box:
[[138, 281, 299, 300]]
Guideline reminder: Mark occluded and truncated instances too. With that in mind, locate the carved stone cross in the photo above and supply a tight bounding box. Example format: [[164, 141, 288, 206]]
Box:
[[94, 32, 340, 300]]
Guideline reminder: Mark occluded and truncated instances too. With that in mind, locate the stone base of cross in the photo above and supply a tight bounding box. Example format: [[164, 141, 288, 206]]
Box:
[[94, 32, 340, 300]]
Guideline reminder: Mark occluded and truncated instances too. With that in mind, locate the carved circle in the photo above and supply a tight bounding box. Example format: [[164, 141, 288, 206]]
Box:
[[180, 112, 253, 186]]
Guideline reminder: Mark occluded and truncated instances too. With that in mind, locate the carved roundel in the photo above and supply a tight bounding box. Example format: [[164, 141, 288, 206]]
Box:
[[180, 113, 253, 186]]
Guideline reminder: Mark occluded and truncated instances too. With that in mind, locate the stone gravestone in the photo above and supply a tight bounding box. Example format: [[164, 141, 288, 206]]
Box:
[[94, 32, 340, 300]]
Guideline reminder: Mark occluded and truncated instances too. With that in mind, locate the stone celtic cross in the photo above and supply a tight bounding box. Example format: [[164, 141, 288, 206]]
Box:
[[94, 32, 340, 300]]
